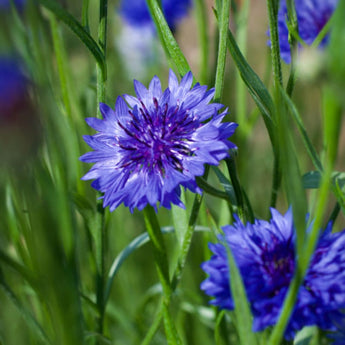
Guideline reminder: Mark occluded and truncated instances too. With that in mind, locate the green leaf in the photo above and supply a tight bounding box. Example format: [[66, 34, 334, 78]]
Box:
[[224, 243, 259, 345], [211, 166, 237, 205], [280, 90, 322, 172], [293, 326, 319, 345], [222, 15, 275, 143], [302, 171, 345, 190], [37, 0, 106, 78], [104, 226, 210, 304], [172, 191, 188, 247], [146, 0, 190, 76]]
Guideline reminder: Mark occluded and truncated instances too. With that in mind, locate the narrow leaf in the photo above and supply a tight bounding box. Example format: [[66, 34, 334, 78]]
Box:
[[37, 0, 106, 77]]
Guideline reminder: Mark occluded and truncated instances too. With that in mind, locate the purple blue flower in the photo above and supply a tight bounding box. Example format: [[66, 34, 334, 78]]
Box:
[[119, 0, 192, 32], [328, 312, 345, 344], [201, 208, 345, 339], [275, 0, 338, 63], [80, 70, 238, 212]]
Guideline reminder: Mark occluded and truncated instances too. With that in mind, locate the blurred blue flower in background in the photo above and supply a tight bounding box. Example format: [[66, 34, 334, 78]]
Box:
[[0, 56, 41, 167], [116, 0, 192, 79], [201, 208, 345, 339], [0, 56, 28, 118], [119, 0, 192, 32], [80, 70, 238, 212], [275, 0, 338, 63], [0, 0, 25, 10]]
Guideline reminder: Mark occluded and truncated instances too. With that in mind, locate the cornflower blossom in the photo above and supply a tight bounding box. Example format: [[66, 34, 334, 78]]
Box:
[[119, 0, 192, 32], [273, 0, 338, 63], [201, 208, 345, 339], [80, 70, 238, 212]]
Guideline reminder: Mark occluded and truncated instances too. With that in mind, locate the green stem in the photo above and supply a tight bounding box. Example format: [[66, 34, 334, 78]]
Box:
[[270, 148, 282, 209], [196, 177, 229, 201], [267, 0, 283, 87], [96, 0, 108, 117], [285, 0, 298, 96], [214, 0, 231, 102], [82, 0, 90, 32], [267, 0, 283, 208], [143, 207, 181, 345], [146, 0, 190, 76], [142, 181, 206, 343], [95, 0, 108, 338], [235, 0, 250, 132], [194, 0, 209, 84], [225, 156, 246, 222]]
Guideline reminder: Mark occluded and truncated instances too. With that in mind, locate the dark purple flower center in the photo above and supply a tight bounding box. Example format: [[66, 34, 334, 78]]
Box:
[[117, 97, 200, 176], [259, 238, 295, 296]]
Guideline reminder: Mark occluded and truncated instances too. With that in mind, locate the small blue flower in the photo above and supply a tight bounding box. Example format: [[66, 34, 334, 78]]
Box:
[[274, 0, 338, 63], [119, 0, 192, 32], [201, 208, 345, 339], [80, 70, 238, 212]]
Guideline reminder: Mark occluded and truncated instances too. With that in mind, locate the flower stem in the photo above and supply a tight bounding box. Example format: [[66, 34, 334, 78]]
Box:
[[214, 0, 231, 102], [194, 0, 209, 84], [96, 0, 107, 118], [95, 0, 108, 339], [225, 156, 246, 222], [234, 0, 250, 133], [143, 206, 181, 345], [267, 0, 283, 209]]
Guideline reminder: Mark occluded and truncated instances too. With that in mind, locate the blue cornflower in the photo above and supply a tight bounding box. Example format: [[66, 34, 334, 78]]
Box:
[[80, 70, 238, 212], [201, 208, 345, 339], [275, 0, 338, 63], [119, 0, 192, 32]]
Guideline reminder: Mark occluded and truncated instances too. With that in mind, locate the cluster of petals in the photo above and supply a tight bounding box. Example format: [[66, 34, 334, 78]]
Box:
[[80, 70, 237, 212], [201, 208, 345, 339], [275, 0, 338, 63]]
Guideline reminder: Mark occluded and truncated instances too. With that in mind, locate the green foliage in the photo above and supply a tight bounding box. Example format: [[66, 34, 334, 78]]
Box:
[[1, 0, 344, 344]]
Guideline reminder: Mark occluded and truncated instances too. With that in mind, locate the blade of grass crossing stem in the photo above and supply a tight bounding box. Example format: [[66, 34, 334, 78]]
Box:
[[146, 0, 190, 76], [38, 0, 106, 78], [224, 243, 259, 345], [214, 0, 231, 102]]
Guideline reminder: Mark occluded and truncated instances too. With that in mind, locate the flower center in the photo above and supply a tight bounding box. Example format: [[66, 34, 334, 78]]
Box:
[[117, 98, 199, 176]]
